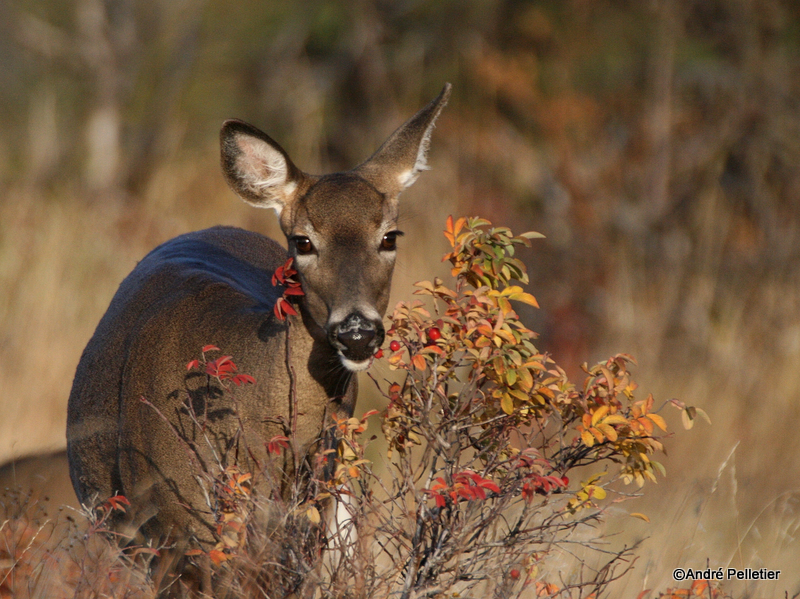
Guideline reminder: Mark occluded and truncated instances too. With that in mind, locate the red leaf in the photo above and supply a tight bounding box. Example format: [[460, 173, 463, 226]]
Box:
[[272, 264, 286, 286], [208, 549, 229, 566], [186, 359, 200, 371], [431, 477, 447, 491], [478, 480, 501, 494], [283, 286, 305, 296], [434, 493, 447, 508], [202, 344, 220, 353], [232, 374, 256, 386], [282, 301, 298, 317], [267, 435, 289, 455], [274, 299, 286, 321], [522, 483, 534, 502], [106, 494, 131, 513]]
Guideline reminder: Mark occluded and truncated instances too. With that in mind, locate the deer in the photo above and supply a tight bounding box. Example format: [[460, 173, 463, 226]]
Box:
[[65, 84, 450, 564]]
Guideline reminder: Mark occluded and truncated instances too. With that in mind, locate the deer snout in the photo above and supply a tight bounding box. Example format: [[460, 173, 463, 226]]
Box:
[[329, 313, 385, 371]]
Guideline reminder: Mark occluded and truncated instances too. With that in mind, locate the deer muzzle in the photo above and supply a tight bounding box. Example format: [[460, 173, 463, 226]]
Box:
[[329, 313, 385, 370]]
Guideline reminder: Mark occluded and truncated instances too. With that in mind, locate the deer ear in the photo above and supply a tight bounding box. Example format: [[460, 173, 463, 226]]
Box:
[[354, 83, 451, 199], [220, 120, 305, 214]]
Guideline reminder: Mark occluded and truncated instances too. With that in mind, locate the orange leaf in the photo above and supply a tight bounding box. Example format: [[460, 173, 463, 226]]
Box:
[[444, 215, 455, 245], [647, 413, 667, 432]]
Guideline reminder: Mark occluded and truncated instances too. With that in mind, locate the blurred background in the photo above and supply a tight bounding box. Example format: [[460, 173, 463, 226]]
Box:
[[1, 0, 799, 595]]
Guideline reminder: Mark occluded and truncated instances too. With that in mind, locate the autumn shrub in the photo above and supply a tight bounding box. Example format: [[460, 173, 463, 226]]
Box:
[[291, 216, 702, 599], [164, 215, 706, 598], [0, 490, 157, 598]]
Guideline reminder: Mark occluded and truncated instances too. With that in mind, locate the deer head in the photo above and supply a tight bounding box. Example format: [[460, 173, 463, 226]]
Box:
[[220, 84, 451, 370]]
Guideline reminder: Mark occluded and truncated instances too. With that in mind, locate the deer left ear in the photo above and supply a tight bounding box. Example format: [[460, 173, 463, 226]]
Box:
[[353, 83, 451, 199], [220, 119, 308, 215]]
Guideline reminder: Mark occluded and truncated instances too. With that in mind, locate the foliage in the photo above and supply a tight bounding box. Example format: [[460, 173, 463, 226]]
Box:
[[302, 215, 688, 598]]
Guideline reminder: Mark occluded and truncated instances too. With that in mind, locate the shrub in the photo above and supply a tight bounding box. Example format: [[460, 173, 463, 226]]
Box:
[[181, 216, 700, 597]]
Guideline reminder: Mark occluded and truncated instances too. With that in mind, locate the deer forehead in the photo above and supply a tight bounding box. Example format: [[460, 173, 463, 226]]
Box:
[[288, 174, 395, 239]]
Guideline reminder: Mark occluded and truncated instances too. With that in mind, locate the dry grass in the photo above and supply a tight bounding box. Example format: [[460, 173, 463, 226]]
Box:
[[2, 143, 800, 596]]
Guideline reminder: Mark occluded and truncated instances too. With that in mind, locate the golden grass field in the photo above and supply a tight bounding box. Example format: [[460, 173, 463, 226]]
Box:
[[2, 149, 799, 596]]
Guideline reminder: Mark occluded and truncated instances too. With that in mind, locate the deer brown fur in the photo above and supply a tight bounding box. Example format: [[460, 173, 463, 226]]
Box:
[[66, 84, 450, 548]]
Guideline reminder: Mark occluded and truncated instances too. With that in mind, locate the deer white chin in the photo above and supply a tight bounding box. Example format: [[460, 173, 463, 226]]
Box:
[[340, 356, 371, 372]]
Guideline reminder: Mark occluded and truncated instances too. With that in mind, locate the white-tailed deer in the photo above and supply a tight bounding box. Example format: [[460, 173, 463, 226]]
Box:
[[66, 84, 450, 550]]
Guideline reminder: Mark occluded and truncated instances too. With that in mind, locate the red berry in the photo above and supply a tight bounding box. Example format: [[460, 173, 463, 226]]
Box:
[[428, 327, 441, 341], [389, 340, 401, 352], [374, 349, 383, 359], [510, 569, 520, 580], [561, 476, 569, 486]]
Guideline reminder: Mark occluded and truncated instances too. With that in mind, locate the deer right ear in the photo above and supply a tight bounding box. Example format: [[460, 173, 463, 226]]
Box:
[[220, 120, 305, 214]]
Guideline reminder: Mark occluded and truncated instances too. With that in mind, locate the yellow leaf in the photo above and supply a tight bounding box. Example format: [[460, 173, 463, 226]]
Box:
[[581, 430, 595, 447], [695, 407, 712, 425], [509, 291, 539, 308], [597, 424, 618, 442], [630, 512, 650, 522], [509, 388, 528, 402], [590, 485, 606, 500], [591, 405, 610, 426], [501, 393, 514, 415], [517, 368, 533, 391], [496, 328, 516, 343], [306, 506, 321, 524]]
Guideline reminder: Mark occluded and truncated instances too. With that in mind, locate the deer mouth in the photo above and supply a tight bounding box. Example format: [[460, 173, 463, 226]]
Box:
[[329, 313, 385, 371]]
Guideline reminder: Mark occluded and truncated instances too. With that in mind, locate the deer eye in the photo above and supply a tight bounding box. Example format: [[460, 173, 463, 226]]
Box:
[[380, 231, 403, 252], [293, 236, 314, 255]]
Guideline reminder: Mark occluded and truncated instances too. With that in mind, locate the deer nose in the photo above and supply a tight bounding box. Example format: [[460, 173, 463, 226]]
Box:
[[330, 313, 385, 364]]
